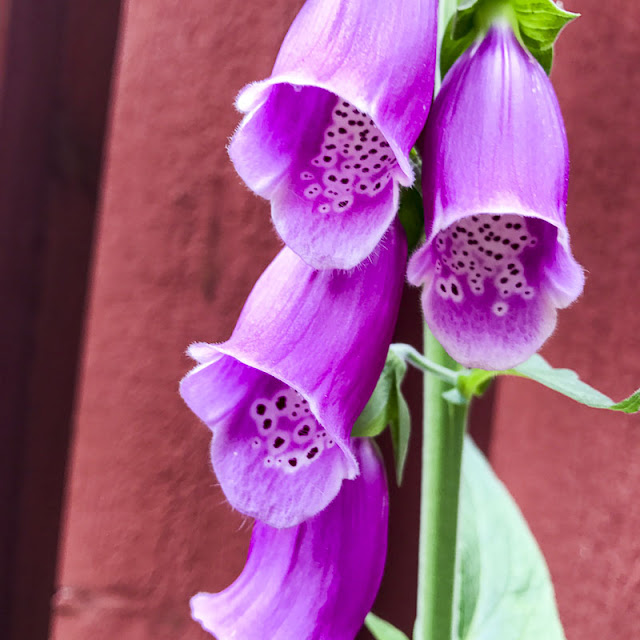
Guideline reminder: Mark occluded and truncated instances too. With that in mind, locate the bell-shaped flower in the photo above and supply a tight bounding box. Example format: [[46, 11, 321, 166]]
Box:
[[180, 223, 406, 528], [229, 0, 437, 270], [408, 21, 584, 370], [191, 438, 388, 640]]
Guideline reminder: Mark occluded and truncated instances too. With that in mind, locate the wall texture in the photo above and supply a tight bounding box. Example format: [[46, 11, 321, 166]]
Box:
[[50, 1, 639, 639]]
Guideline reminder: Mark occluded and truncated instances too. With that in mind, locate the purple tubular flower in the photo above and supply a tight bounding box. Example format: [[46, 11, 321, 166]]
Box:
[[190, 438, 388, 640], [228, 0, 437, 270], [408, 22, 584, 370], [180, 223, 406, 528]]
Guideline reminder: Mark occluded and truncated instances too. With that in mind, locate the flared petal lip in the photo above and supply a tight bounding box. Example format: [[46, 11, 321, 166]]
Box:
[[235, 75, 414, 188], [182, 341, 359, 478]]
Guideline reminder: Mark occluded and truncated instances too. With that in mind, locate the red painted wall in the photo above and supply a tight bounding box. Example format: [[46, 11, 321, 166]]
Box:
[[51, 1, 640, 639]]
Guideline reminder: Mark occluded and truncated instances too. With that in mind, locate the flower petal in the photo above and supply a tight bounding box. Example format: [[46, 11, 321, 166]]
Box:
[[229, 0, 437, 268], [181, 223, 406, 527], [191, 438, 388, 640], [409, 23, 584, 369]]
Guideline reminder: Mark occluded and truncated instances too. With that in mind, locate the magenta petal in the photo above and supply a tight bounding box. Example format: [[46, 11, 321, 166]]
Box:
[[409, 23, 584, 370], [191, 439, 388, 640], [180, 224, 406, 527], [229, 0, 437, 268]]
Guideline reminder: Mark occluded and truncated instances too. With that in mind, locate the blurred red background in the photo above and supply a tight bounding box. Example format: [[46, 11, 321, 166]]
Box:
[[1, 1, 638, 639]]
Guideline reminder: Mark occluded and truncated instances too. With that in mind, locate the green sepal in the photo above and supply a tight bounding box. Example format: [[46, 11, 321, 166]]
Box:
[[457, 354, 640, 413], [352, 347, 412, 485], [456, 436, 566, 639], [513, 0, 577, 73], [440, 0, 578, 78], [440, 5, 477, 79], [364, 612, 410, 640]]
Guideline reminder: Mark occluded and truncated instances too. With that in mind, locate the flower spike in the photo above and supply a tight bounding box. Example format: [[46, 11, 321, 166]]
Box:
[[181, 223, 406, 528], [408, 22, 584, 370], [191, 438, 388, 640], [229, 0, 437, 270]]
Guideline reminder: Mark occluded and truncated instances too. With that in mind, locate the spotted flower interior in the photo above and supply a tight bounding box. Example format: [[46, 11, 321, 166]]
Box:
[[297, 97, 398, 216], [432, 213, 547, 319], [250, 386, 335, 474]]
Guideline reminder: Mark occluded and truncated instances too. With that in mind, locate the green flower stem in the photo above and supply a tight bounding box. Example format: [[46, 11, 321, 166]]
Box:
[[415, 329, 469, 640], [392, 344, 459, 386]]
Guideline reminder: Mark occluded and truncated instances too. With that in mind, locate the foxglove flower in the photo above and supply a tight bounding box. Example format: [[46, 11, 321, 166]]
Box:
[[181, 223, 406, 528], [191, 438, 388, 640], [408, 22, 584, 370], [229, 0, 437, 270]]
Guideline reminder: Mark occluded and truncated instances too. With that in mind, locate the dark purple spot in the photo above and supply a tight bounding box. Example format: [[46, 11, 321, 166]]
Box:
[[256, 404, 266, 415], [274, 437, 285, 448], [276, 396, 287, 410], [307, 447, 319, 460]]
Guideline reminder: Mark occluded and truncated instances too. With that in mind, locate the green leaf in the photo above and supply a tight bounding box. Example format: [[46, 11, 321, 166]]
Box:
[[352, 348, 412, 484], [457, 354, 640, 413], [365, 612, 410, 640], [397, 186, 424, 252], [456, 437, 566, 640], [511, 354, 640, 413]]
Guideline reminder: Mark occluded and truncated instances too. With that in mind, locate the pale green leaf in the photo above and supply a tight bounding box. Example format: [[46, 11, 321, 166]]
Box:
[[365, 612, 410, 640], [456, 437, 566, 640]]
